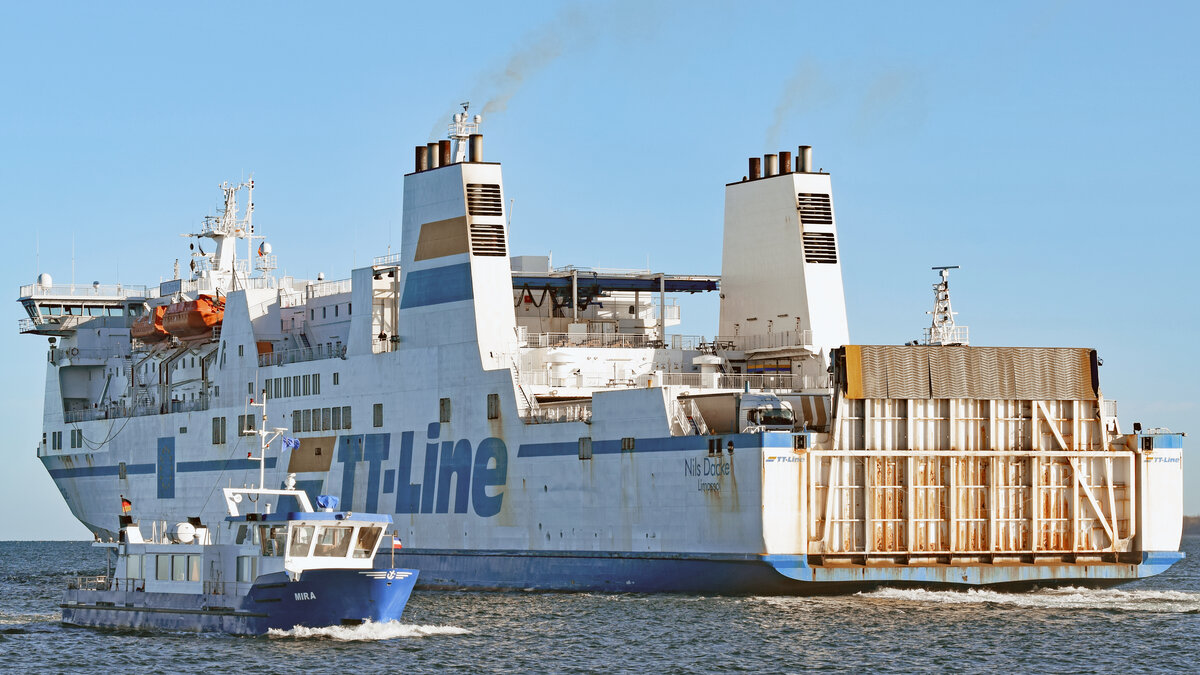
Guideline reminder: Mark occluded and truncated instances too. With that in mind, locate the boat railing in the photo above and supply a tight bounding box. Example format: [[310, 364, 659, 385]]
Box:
[[305, 278, 353, 300], [259, 342, 347, 367], [67, 575, 111, 591], [203, 580, 235, 595], [110, 577, 145, 592]]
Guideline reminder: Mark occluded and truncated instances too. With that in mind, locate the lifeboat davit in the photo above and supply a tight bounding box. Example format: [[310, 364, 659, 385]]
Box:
[[130, 305, 169, 343], [162, 294, 224, 339]]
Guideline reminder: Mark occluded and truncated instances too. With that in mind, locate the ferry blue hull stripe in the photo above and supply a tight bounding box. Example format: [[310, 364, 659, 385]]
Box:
[[45, 457, 277, 479], [517, 433, 771, 458], [383, 549, 1184, 593], [400, 263, 473, 309]]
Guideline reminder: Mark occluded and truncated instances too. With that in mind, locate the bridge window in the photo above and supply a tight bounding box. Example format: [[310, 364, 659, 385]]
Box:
[[314, 526, 353, 557], [353, 527, 382, 559], [260, 526, 287, 557], [289, 525, 315, 557]]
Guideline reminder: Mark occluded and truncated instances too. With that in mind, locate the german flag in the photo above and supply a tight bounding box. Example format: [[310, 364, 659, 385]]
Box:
[[120, 496, 132, 514]]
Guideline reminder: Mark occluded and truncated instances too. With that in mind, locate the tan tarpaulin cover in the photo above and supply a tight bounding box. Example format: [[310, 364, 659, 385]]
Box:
[[844, 345, 1096, 400]]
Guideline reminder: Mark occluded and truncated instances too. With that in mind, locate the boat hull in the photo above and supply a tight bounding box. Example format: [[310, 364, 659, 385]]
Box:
[[61, 568, 418, 635]]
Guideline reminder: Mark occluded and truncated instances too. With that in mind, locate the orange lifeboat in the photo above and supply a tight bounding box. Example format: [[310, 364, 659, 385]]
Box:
[[130, 305, 169, 343], [162, 294, 225, 339]]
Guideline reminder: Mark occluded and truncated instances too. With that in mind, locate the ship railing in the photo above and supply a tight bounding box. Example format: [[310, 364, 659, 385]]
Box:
[[521, 399, 592, 424], [922, 325, 970, 346], [52, 346, 130, 363], [19, 283, 149, 299], [671, 397, 710, 436], [522, 332, 707, 350], [305, 278, 353, 300], [714, 330, 814, 352], [519, 371, 634, 389], [259, 343, 347, 367], [373, 252, 403, 266], [67, 575, 111, 591], [657, 372, 832, 392]]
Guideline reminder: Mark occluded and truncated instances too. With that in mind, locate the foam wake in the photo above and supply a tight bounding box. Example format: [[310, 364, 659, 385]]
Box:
[[0, 612, 60, 626], [859, 587, 1200, 613], [268, 620, 469, 641]]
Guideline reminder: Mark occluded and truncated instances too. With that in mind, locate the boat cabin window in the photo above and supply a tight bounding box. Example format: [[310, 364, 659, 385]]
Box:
[[289, 525, 315, 557], [749, 407, 795, 426], [236, 555, 257, 582], [353, 527, 382, 559], [235, 524, 261, 546], [125, 554, 142, 579], [260, 526, 287, 557], [155, 554, 201, 581], [313, 525, 353, 557]]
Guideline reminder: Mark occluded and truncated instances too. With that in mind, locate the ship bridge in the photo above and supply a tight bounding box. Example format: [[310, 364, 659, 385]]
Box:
[[18, 276, 148, 337]]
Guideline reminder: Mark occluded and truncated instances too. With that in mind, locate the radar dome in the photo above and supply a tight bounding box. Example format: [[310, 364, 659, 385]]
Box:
[[257, 241, 272, 257], [36, 273, 52, 287]]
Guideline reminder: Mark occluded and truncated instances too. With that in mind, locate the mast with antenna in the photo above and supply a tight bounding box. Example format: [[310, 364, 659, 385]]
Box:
[[922, 266, 969, 346]]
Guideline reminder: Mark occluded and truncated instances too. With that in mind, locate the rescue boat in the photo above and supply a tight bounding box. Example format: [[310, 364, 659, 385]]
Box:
[[162, 294, 224, 339], [129, 305, 168, 343]]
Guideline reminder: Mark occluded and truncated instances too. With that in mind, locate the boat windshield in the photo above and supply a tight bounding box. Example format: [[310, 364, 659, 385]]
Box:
[[288, 525, 315, 557], [313, 525, 353, 557], [353, 526, 382, 559], [260, 525, 287, 557]]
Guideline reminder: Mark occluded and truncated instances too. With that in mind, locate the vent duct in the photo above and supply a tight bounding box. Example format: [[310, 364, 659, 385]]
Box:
[[797, 192, 833, 225], [466, 183, 503, 216], [801, 232, 838, 264]]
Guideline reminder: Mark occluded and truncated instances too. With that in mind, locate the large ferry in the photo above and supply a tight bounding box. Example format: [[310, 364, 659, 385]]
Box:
[[21, 109, 1184, 592]]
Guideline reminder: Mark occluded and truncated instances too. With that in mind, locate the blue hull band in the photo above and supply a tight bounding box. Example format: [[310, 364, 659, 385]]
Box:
[[61, 568, 418, 635], [382, 549, 1185, 594]]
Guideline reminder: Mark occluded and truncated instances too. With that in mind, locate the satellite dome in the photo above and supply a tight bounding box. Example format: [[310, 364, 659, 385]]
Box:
[[258, 241, 272, 257], [36, 273, 52, 287]]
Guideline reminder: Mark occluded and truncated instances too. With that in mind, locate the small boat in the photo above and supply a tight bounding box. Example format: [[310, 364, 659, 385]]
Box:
[[130, 305, 169, 343], [60, 399, 418, 635], [162, 294, 224, 339]]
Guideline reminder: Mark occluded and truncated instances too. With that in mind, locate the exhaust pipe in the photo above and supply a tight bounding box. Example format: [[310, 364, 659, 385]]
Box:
[[427, 142, 440, 169], [764, 153, 778, 177], [748, 157, 761, 180], [797, 145, 812, 173], [414, 145, 429, 172], [439, 140, 452, 166], [779, 150, 792, 174], [469, 134, 482, 162]]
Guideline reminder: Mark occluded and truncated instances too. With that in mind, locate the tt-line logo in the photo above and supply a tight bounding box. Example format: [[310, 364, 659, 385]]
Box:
[[336, 423, 508, 517]]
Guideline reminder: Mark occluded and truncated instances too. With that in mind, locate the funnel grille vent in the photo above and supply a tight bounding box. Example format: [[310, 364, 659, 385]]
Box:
[[466, 183, 503, 216], [802, 232, 838, 264], [797, 192, 833, 225], [469, 223, 507, 256]]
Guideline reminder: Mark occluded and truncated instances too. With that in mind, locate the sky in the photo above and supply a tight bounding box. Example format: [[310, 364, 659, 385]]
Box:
[[1, 1, 1196, 540]]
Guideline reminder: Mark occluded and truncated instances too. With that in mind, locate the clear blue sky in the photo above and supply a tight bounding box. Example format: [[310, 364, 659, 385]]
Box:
[[1, 1, 1196, 539]]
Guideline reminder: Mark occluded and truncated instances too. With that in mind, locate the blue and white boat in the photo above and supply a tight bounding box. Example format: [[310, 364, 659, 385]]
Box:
[[61, 399, 418, 634]]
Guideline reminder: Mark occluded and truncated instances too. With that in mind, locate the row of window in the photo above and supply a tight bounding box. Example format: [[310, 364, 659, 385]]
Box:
[[309, 302, 351, 321], [120, 553, 258, 584], [47, 429, 84, 450], [293, 406, 353, 433], [267, 373, 322, 399]]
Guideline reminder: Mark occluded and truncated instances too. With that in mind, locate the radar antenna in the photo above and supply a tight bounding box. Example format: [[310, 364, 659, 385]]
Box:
[[922, 266, 968, 346], [448, 102, 482, 163]]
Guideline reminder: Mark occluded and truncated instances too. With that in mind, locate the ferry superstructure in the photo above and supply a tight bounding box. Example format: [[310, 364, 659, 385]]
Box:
[[20, 110, 1184, 592]]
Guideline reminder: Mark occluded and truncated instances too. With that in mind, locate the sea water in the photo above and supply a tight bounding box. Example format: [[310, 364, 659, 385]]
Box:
[[2, 538, 1197, 673]]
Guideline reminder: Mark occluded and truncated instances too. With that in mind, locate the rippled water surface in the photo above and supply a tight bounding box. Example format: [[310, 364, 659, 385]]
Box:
[[2, 538, 1198, 673]]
